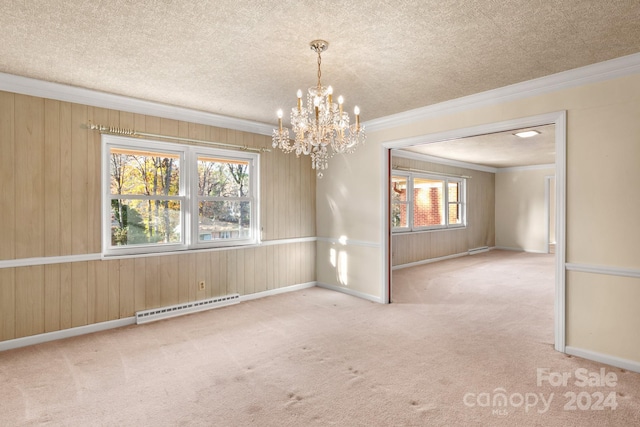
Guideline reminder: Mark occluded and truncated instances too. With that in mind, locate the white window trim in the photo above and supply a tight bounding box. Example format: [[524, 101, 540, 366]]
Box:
[[446, 176, 466, 229], [102, 134, 260, 256], [391, 171, 411, 232], [391, 171, 466, 233], [189, 148, 259, 250]]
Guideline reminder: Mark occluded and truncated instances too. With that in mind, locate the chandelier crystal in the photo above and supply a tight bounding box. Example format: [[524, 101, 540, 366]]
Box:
[[272, 40, 366, 178]]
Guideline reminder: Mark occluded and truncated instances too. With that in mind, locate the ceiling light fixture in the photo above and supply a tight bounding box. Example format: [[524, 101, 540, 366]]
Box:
[[514, 130, 541, 138], [272, 40, 366, 178]]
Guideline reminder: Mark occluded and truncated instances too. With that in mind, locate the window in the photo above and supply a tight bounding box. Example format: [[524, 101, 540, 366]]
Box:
[[196, 155, 252, 243], [391, 172, 466, 232], [103, 135, 259, 255], [391, 175, 409, 228]]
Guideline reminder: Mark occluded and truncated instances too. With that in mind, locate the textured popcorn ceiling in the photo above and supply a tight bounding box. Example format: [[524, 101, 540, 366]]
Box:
[[1, 1, 639, 165], [402, 125, 556, 168]]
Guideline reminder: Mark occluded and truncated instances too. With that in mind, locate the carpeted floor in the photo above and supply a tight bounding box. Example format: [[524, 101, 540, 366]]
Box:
[[1, 250, 639, 426]]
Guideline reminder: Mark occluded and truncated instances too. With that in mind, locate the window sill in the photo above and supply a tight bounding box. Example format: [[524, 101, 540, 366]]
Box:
[[102, 240, 260, 260], [392, 226, 467, 235]]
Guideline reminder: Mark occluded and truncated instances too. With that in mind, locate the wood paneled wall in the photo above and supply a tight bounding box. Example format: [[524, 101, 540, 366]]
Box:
[[0, 91, 316, 342], [391, 156, 495, 266]]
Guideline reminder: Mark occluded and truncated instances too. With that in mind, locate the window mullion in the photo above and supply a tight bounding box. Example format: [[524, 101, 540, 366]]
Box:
[[109, 194, 184, 201], [408, 174, 415, 231], [184, 149, 198, 248], [444, 178, 450, 227]]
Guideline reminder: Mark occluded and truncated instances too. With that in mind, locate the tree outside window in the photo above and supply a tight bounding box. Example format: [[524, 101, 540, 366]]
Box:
[[103, 135, 259, 255]]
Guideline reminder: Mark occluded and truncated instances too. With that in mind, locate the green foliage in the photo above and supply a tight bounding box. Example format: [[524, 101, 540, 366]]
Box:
[[111, 200, 156, 245], [197, 160, 250, 227]]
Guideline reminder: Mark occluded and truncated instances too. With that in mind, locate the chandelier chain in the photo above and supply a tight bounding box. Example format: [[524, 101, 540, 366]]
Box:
[[317, 51, 322, 89]]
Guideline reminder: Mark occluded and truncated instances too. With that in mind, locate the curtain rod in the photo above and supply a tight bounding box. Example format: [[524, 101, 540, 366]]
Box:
[[392, 165, 472, 179], [87, 123, 271, 153]]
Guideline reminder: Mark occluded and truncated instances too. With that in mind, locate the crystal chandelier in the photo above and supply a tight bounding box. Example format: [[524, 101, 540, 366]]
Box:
[[272, 40, 366, 178]]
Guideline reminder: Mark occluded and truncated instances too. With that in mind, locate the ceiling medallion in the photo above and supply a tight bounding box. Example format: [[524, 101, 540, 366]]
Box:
[[272, 40, 366, 178]]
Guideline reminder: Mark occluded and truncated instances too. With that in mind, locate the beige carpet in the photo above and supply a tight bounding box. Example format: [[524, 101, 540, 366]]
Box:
[[1, 250, 639, 426]]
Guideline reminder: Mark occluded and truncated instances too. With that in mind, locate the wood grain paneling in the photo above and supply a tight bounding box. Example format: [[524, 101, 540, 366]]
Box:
[[59, 263, 72, 329], [0, 92, 15, 261], [145, 257, 160, 310], [244, 247, 255, 295], [226, 249, 237, 296], [272, 244, 281, 290], [15, 95, 44, 259], [88, 107, 109, 253], [159, 255, 178, 307], [218, 250, 228, 296], [0, 269, 16, 341], [89, 259, 109, 323], [265, 245, 274, 290], [15, 266, 44, 337], [44, 264, 60, 332], [177, 254, 190, 304], [59, 102, 73, 256], [133, 258, 147, 312], [235, 249, 245, 295], [1, 91, 316, 342], [71, 262, 88, 327], [71, 104, 88, 254], [255, 246, 267, 293], [107, 259, 120, 321], [44, 99, 61, 257], [119, 258, 135, 318]]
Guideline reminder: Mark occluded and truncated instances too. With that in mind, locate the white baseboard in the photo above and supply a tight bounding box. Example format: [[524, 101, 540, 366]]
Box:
[[565, 346, 640, 374], [316, 282, 384, 303], [468, 246, 490, 255], [239, 281, 317, 302], [0, 317, 136, 352], [494, 246, 549, 254], [0, 281, 318, 352], [392, 251, 468, 270]]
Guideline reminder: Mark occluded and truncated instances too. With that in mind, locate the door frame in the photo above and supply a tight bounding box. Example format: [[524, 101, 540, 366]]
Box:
[[380, 111, 567, 352], [545, 175, 556, 254]]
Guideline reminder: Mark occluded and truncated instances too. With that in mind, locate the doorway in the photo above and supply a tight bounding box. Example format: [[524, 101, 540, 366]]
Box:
[[546, 175, 556, 254], [381, 111, 567, 352]]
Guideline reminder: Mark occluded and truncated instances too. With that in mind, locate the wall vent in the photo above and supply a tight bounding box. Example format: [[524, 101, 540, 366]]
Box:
[[135, 294, 240, 324], [468, 246, 490, 255]]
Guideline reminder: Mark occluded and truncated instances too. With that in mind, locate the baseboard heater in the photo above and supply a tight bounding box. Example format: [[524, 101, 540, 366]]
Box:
[[135, 294, 240, 324], [468, 246, 489, 255]]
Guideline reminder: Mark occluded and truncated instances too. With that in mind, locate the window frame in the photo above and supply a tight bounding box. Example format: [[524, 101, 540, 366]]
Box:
[[391, 171, 466, 233], [391, 172, 411, 232], [446, 178, 465, 228], [102, 134, 260, 256], [191, 148, 258, 249]]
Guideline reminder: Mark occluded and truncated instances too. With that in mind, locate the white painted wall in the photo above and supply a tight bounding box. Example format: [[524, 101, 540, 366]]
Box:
[[316, 71, 640, 364], [495, 167, 555, 253]]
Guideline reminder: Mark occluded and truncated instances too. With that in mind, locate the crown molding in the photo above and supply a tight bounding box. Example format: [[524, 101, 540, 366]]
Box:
[[365, 52, 640, 132], [496, 163, 555, 173], [392, 153, 555, 175], [0, 72, 274, 136], [392, 148, 498, 173], [4, 51, 638, 137]]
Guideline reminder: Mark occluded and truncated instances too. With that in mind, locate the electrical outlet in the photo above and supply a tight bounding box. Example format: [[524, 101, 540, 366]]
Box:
[[198, 281, 205, 291]]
